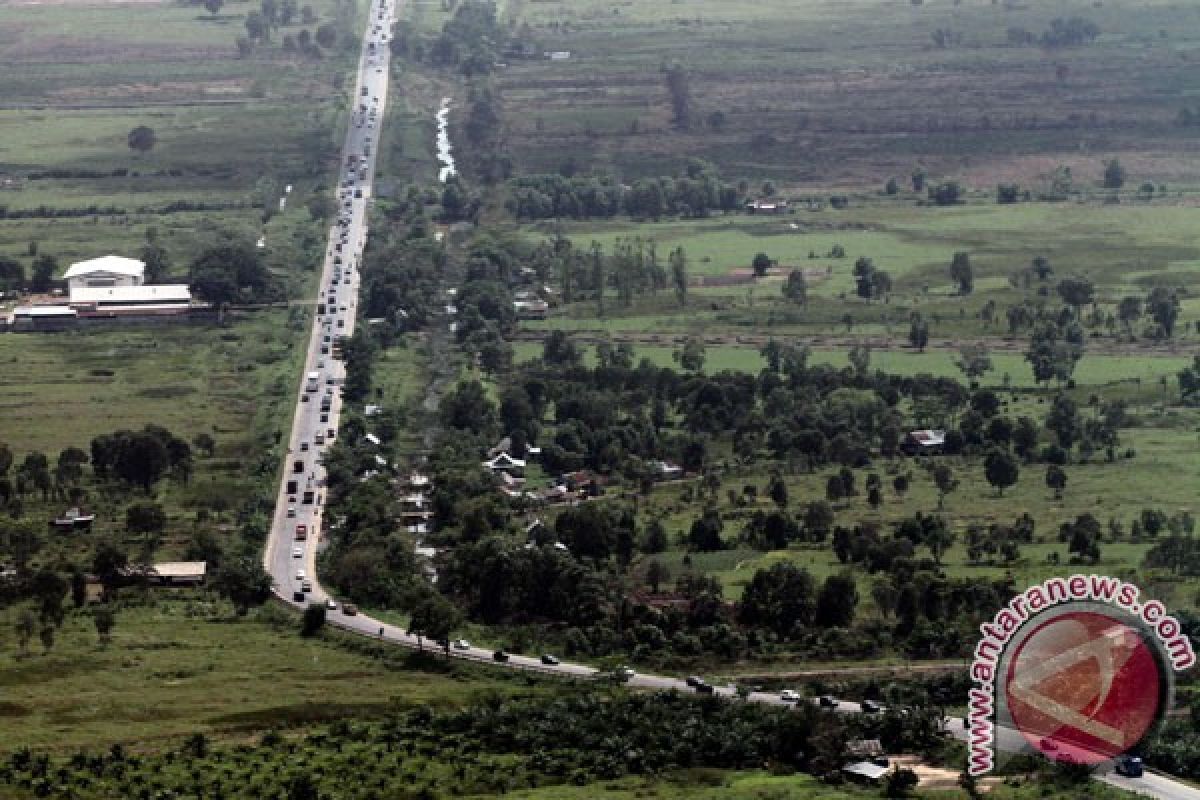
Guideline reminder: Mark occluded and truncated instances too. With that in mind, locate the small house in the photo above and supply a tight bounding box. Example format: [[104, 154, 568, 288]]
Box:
[[650, 460, 685, 481], [900, 429, 946, 456], [51, 507, 95, 530], [483, 452, 526, 476]]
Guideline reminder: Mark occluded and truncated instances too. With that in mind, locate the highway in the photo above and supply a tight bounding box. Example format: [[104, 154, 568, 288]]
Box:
[[259, 6, 1198, 799]]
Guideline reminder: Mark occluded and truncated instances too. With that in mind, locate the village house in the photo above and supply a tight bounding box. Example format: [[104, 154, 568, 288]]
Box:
[[900, 429, 946, 456]]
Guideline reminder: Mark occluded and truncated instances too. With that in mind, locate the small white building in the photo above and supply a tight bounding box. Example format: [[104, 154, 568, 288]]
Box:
[[63, 255, 145, 293]]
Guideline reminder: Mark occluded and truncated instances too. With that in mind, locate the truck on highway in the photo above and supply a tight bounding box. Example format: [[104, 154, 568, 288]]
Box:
[[306, 371, 319, 392]]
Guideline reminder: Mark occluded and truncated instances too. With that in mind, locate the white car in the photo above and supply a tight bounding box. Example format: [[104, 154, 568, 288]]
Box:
[[452, 639, 471, 650], [292, 546, 303, 558], [326, 598, 338, 610], [295, 569, 306, 580], [287, 506, 297, 518], [780, 689, 801, 703]]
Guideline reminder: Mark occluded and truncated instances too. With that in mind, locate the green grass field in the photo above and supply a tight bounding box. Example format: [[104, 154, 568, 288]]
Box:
[[0, 593, 529, 753], [0, 310, 309, 563]]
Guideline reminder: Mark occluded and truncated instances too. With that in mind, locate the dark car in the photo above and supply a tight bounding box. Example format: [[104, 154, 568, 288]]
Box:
[[818, 695, 838, 708], [1115, 756, 1143, 777], [343, 604, 358, 616], [540, 654, 559, 666], [292, 591, 305, 603], [861, 700, 882, 713], [695, 683, 714, 694], [685, 675, 704, 688], [493, 650, 510, 662]]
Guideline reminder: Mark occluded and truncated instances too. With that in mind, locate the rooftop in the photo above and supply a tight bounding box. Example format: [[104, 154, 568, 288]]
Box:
[[63, 255, 145, 279], [70, 285, 191, 305]]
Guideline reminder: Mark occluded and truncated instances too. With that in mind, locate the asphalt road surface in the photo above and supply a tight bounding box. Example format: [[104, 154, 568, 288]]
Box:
[[260, 6, 1200, 799]]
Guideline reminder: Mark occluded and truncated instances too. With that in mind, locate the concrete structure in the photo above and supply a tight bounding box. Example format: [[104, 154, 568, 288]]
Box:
[[63, 255, 145, 292], [69, 284, 191, 311], [10, 305, 78, 330]]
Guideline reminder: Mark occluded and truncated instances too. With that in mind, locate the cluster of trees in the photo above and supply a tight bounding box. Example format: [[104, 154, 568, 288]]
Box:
[[508, 160, 742, 221], [424, 0, 505, 76], [0, 687, 955, 798], [91, 425, 193, 491], [187, 238, 275, 311], [1006, 17, 1099, 48], [228, 0, 345, 59], [0, 246, 59, 295]]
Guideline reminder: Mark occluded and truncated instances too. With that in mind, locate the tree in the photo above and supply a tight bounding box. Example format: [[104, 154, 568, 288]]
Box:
[[189, 240, 270, 314], [140, 241, 170, 283], [93, 543, 128, 600], [928, 181, 962, 205], [645, 560, 670, 592], [212, 557, 272, 616], [752, 252, 772, 277], [768, 473, 789, 509], [1117, 295, 1143, 336], [300, 604, 326, 637], [1045, 393, 1080, 450], [675, 336, 705, 373], [933, 465, 957, 510], [1103, 158, 1126, 189], [815, 573, 858, 627], [407, 588, 462, 652], [949, 252, 973, 295], [1046, 464, 1067, 499], [315, 23, 337, 49], [782, 269, 808, 305], [126, 502, 166, 538], [15, 610, 37, 657], [687, 510, 724, 552], [1145, 286, 1181, 339], [71, 570, 88, 608], [738, 562, 815, 637], [203, 0, 224, 15], [885, 177, 899, 195], [93, 608, 116, 645], [663, 63, 691, 129], [306, 194, 336, 221], [984, 448, 1019, 496], [669, 246, 688, 307], [908, 313, 930, 352], [0, 256, 25, 293], [39, 624, 55, 654], [245, 11, 268, 41], [127, 125, 156, 156], [955, 344, 992, 383], [29, 254, 57, 293], [885, 767, 919, 798], [1056, 277, 1095, 316]]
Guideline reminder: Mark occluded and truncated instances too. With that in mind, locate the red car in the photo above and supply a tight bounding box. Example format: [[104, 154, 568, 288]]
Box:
[[295, 524, 308, 540]]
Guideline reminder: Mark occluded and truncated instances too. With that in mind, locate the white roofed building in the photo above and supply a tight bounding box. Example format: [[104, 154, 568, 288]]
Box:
[[63, 255, 145, 292], [70, 285, 191, 307]]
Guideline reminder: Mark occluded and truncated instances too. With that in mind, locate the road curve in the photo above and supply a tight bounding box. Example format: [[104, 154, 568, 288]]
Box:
[[258, 7, 1200, 799]]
